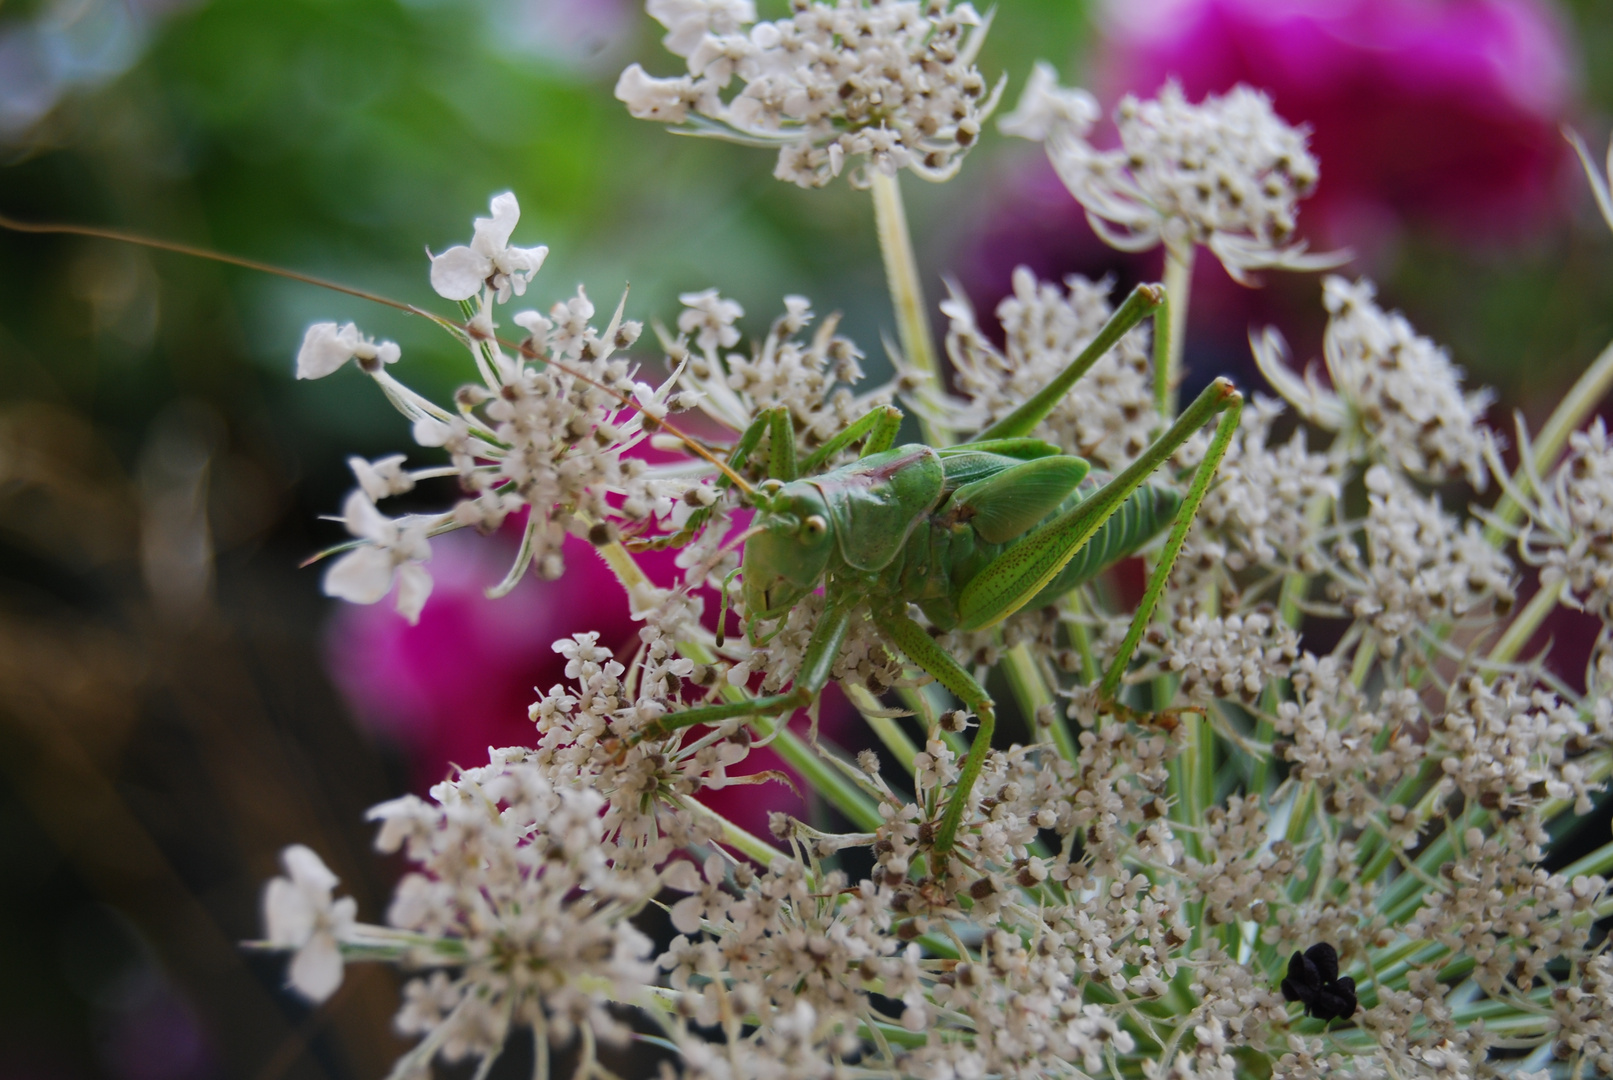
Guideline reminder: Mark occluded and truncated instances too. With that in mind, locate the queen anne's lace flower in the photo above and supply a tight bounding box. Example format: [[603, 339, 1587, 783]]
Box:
[[617, 0, 1003, 186], [1255, 277, 1494, 487], [1004, 69, 1338, 280], [295, 321, 400, 380], [269, 121, 1613, 1080], [322, 491, 434, 623], [1328, 465, 1515, 647], [1511, 418, 1613, 621]]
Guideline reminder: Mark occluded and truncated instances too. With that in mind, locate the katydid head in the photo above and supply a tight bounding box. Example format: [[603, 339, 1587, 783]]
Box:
[[741, 480, 835, 620]]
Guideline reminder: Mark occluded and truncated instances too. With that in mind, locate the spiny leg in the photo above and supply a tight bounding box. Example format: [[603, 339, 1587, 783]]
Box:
[[956, 377, 1243, 633], [871, 605, 994, 858], [799, 404, 904, 472], [1099, 391, 1244, 701], [632, 602, 852, 743], [973, 283, 1163, 442]]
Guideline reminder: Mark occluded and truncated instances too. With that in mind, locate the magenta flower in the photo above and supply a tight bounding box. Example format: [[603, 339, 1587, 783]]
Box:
[[1091, 0, 1577, 246]]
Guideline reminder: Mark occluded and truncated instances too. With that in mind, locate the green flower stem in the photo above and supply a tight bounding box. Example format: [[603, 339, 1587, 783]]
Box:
[[680, 796, 789, 866], [1155, 248, 1193, 420], [1005, 642, 1078, 764], [845, 684, 920, 774], [1487, 333, 1613, 543], [871, 170, 948, 445], [1486, 578, 1564, 669]]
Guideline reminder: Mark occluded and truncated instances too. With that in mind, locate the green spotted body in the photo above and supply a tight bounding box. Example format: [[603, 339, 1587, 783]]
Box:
[[741, 438, 1182, 632], [649, 282, 1244, 858]]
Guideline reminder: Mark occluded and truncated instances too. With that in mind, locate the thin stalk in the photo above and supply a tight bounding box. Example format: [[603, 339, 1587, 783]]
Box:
[[1486, 578, 1564, 669], [1156, 248, 1194, 420], [845, 683, 920, 774], [680, 796, 789, 866], [1005, 642, 1078, 763], [1487, 334, 1613, 543], [870, 170, 948, 445]]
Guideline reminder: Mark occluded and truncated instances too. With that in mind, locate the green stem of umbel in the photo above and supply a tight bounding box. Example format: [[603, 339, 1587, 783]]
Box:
[[1486, 333, 1613, 543], [1155, 247, 1194, 421], [871, 170, 949, 445]]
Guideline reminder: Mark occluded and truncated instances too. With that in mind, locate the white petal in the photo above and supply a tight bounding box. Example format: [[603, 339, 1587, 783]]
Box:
[[412, 416, 452, 448], [282, 843, 339, 891], [429, 246, 493, 301], [324, 546, 396, 605], [288, 933, 344, 1003], [505, 244, 548, 275], [662, 860, 703, 892], [670, 894, 706, 935], [472, 192, 521, 257], [341, 490, 391, 542], [394, 562, 434, 625], [263, 877, 316, 946], [295, 322, 359, 380]]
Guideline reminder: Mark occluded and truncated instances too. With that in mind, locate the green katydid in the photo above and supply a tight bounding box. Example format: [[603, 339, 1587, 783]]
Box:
[[637, 283, 1244, 857], [0, 213, 1243, 860]]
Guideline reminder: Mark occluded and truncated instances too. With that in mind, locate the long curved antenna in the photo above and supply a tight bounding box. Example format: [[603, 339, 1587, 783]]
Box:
[[0, 211, 756, 496]]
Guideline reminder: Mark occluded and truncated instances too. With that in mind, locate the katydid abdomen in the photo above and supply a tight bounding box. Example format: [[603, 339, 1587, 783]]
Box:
[[888, 473, 1182, 631]]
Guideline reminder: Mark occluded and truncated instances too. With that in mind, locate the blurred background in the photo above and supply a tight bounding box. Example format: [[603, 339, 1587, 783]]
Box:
[[1, 0, 1611, 1076]]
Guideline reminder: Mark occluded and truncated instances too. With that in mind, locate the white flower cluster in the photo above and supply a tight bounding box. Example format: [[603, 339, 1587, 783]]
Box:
[[1327, 464, 1515, 648], [930, 267, 1156, 471], [267, 78, 1613, 1080], [1003, 67, 1338, 279], [295, 192, 729, 622], [662, 290, 893, 463], [1188, 394, 1340, 574], [1256, 277, 1495, 487], [1512, 418, 1613, 622], [616, 0, 1002, 186]]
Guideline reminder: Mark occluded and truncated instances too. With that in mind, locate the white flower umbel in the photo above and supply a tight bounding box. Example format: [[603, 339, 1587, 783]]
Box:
[[261, 845, 356, 1003], [295, 193, 750, 616], [1254, 276, 1495, 487], [1506, 418, 1613, 623], [265, 104, 1613, 1080], [661, 290, 892, 462], [1004, 69, 1338, 282], [616, 0, 1003, 186]]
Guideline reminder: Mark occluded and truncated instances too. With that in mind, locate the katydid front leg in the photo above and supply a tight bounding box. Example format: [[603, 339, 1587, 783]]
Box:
[[632, 602, 853, 743]]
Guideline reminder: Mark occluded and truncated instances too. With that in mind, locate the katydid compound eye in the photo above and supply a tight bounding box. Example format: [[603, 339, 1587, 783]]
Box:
[[803, 514, 828, 537]]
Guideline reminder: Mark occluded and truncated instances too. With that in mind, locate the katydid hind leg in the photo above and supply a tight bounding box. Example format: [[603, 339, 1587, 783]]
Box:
[[956, 377, 1241, 633], [1098, 392, 1243, 702]]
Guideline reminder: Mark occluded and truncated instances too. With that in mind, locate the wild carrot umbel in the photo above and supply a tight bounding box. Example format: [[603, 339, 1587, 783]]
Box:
[[14, 9, 1609, 1077]]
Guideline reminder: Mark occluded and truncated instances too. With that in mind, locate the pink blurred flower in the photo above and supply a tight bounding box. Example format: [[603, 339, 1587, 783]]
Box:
[[324, 527, 849, 841], [1092, 0, 1578, 247]]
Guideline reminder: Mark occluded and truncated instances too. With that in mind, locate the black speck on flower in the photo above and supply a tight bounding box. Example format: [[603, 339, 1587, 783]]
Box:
[[1280, 942, 1357, 1023]]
